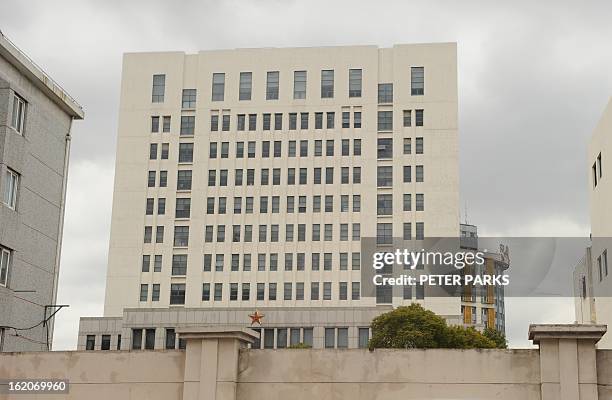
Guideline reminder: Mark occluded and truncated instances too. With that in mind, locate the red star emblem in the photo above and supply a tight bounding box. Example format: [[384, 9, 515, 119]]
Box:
[[249, 310, 264, 325]]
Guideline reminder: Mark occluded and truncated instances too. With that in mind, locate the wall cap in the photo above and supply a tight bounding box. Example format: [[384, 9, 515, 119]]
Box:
[[528, 324, 607, 345], [176, 326, 260, 344]]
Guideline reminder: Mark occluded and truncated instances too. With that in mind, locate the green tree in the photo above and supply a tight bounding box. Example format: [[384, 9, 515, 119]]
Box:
[[369, 304, 504, 350], [483, 327, 508, 349]]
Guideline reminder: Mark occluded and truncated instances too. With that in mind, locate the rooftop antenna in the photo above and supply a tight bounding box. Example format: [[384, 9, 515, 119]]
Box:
[[464, 201, 469, 225]]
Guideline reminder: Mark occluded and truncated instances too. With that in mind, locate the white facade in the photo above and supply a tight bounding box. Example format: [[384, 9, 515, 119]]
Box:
[[575, 98, 612, 347], [81, 43, 461, 349]]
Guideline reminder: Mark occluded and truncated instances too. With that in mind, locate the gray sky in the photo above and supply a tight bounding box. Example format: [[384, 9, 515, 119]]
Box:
[[1, 0, 611, 349]]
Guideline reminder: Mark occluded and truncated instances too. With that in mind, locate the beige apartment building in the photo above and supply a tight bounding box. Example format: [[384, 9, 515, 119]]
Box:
[[78, 43, 461, 350], [575, 98, 612, 347]]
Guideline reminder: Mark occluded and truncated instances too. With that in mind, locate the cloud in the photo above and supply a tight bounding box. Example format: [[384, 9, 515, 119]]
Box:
[[1, 0, 610, 349]]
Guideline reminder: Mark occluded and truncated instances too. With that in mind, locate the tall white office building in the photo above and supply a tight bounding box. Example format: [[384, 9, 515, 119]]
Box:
[[575, 98, 612, 347], [79, 43, 460, 350]]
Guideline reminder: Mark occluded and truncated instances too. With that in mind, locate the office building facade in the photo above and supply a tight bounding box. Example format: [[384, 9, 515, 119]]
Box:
[[79, 43, 460, 350]]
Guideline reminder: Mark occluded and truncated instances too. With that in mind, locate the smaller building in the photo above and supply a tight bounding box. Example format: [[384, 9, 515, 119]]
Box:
[[460, 224, 509, 334]]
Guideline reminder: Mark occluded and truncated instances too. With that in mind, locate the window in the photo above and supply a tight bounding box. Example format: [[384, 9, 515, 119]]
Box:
[[0, 247, 11, 287], [403, 166, 412, 183], [294, 71, 307, 99], [377, 138, 393, 159], [212, 73, 225, 101], [339, 282, 348, 300], [145, 329, 155, 350], [377, 223, 393, 245], [211, 115, 219, 131], [300, 112, 309, 129], [152, 284, 160, 301], [403, 138, 411, 154], [154, 255, 162, 272], [140, 284, 148, 301], [239, 72, 252, 100], [597, 153, 603, 179], [377, 194, 393, 215], [604, 250, 609, 278], [86, 335, 95, 351], [415, 109, 424, 126], [151, 116, 160, 133], [352, 282, 360, 300], [166, 329, 176, 349], [416, 222, 425, 240], [349, 68, 362, 97], [144, 226, 152, 243], [142, 255, 150, 272], [378, 83, 393, 103], [416, 194, 424, 211], [323, 282, 331, 300], [152, 74, 165, 102], [10, 93, 26, 134], [315, 112, 323, 129], [180, 116, 195, 136], [377, 166, 392, 187], [342, 111, 350, 128], [411, 67, 424, 95], [266, 71, 279, 100], [274, 113, 283, 130], [163, 116, 171, 132], [260, 115, 270, 132], [3, 169, 19, 209], [173, 226, 189, 247], [378, 111, 393, 131], [326, 140, 334, 156], [593, 163, 599, 188], [170, 284, 186, 304], [156, 226, 164, 243], [354, 139, 361, 155], [284, 282, 292, 300], [146, 198, 154, 215], [269, 283, 277, 300], [242, 283, 250, 300], [325, 328, 335, 348], [179, 143, 194, 163], [321, 70, 334, 98], [416, 165, 424, 182], [177, 170, 192, 190], [403, 110, 412, 127], [354, 112, 361, 128], [230, 283, 238, 301], [182, 89, 196, 108], [161, 143, 169, 159], [403, 194, 412, 211], [337, 328, 348, 348], [326, 112, 335, 129], [416, 283, 425, 299], [249, 114, 257, 131], [358, 328, 369, 348], [222, 115, 230, 131], [175, 198, 191, 219]]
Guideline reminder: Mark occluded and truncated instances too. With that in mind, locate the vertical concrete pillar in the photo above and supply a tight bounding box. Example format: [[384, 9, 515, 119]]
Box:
[[177, 326, 259, 400], [529, 324, 606, 400]]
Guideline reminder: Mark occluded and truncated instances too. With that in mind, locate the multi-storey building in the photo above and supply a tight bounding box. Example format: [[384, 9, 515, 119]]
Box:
[[78, 43, 460, 350], [575, 98, 612, 347], [460, 224, 508, 334], [0, 32, 84, 351]]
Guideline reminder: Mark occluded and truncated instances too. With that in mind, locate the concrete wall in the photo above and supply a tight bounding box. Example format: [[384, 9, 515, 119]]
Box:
[[0, 324, 609, 400]]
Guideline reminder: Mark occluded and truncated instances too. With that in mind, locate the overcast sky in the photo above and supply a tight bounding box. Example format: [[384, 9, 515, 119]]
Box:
[[1, 0, 611, 349]]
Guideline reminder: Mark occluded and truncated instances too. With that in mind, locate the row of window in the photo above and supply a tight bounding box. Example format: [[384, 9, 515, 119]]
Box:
[[144, 192, 424, 218], [147, 194, 363, 217], [146, 165, 424, 189], [151, 109, 424, 135], [142, 220, 426, 246], [141, 281, 362, 305], [208, 138, 363, 159], [143, 222, 362, 245], [2, 169, 19, 211], [148, 137, 422, 164], [151, 67, 424, 103], [142, 251, 362, 274]]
